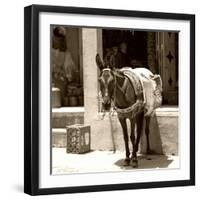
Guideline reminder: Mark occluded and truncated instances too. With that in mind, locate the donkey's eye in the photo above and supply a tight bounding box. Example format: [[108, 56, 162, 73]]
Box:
[[98, 77, 103, 82], [100, 83, 104, 90], [99, 81, 104, 89], [108, 81, 114, 92]]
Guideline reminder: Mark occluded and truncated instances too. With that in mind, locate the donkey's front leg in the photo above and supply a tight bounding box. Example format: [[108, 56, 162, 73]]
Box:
[[119, 117, 130, 166], [131, 112, 144, 168]]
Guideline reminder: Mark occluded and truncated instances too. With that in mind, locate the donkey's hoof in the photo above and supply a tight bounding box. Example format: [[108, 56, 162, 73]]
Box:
[[131, 160, 138, 168], [123, 159, 130, 166]]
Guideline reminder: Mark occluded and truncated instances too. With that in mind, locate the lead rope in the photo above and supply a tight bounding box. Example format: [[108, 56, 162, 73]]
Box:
[[98, 92, 116, 153], [109, 73, 118, 153], [109, 113, 116, 153], [98, 92, 105, 120]]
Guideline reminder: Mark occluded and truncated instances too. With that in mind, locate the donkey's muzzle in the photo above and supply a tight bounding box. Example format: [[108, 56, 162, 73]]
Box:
[[103, 103, 111, 111]]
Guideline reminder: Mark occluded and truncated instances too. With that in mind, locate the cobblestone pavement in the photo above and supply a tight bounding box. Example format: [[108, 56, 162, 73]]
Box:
[[52, 148, 179, 174]]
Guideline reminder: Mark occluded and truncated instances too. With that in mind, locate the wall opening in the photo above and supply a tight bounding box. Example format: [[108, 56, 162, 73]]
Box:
[[51, 26, 84, 108]]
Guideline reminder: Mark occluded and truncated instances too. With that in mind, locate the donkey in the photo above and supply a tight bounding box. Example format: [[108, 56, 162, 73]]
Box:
[[96, 54, 162, 168]]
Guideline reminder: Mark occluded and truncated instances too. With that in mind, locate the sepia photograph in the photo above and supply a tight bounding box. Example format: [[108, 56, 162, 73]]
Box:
[[51, 25, 179, 174], [24, 5, 195, 195]]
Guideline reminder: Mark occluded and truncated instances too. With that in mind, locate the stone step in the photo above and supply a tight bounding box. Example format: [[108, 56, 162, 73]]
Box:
[[52, 128, 67, 148], [140, 107, 179, 155], [52, 107, 84, 128], [52, 106, 179, 156]]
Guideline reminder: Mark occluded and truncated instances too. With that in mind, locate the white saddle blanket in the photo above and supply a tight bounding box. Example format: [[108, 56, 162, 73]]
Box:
[[121, 67, 163, 116]]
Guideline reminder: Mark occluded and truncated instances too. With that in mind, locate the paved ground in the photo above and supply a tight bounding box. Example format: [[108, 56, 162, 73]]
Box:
[[52, 148, 179, 174]]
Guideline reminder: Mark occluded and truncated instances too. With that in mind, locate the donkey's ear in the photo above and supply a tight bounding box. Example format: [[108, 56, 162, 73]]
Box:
[[96, 54, 105, 70]]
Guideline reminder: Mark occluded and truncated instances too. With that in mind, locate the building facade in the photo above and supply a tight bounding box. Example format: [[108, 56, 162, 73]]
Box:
[[52, 27, 178, 155]]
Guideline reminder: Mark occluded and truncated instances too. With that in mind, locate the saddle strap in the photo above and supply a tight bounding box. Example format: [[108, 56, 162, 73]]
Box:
[[123, 71, 144, 101], [114, 100, 144, 117]]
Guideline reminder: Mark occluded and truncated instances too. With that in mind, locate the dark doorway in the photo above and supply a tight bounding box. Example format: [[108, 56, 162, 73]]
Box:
[[103, 29, 148, 67]]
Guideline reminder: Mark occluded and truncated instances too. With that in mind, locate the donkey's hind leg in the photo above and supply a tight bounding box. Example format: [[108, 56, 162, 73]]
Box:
[[145, 116, 154, 154]]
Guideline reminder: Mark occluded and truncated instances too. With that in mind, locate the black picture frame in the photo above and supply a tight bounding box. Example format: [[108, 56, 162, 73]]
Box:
[[24, 4, 195, 195]]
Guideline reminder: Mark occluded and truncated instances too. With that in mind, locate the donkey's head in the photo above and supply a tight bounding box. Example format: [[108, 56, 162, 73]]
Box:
[[96, 54, 115, 111]]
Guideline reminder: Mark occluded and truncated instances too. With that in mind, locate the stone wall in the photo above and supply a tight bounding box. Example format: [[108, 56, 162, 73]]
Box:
[[89, 109, 178, 155]]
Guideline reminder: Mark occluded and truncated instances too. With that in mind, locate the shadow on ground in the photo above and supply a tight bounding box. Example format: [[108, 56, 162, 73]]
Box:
[[114, 155, 173, 170]]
